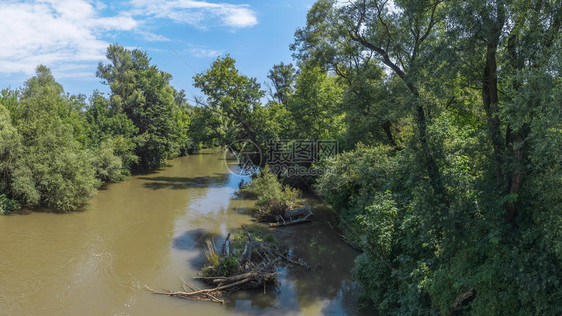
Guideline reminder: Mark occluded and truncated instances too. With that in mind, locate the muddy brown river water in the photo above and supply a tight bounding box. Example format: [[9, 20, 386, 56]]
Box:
[[0, 150, 364, 315]]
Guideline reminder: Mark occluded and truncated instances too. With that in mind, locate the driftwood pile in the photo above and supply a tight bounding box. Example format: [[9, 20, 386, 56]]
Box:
[[146, 225, 308, 304]]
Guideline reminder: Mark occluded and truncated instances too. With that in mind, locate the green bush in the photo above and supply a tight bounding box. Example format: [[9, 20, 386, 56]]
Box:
[[90, 139, 128, 183], [0, 194, 19, 215], [201, 253, 240, 277], [241, 165, 301, 217], [264, 234, 277, 243], [217, 256, 240, 276]]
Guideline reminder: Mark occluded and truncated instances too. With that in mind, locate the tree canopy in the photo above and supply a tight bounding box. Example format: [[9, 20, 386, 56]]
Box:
[[1, 4, 560, 313]]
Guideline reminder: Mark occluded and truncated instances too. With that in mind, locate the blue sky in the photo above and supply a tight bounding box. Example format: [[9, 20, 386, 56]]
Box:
[[0, 0, 315, 101]]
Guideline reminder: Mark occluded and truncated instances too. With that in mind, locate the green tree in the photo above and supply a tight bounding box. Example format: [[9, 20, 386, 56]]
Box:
[[267, 62, 297, 105], [171, 88, 192, 155], [288, 64, 345, 140], [293, 0, 447, 199], [97, 44, 184, 169], [10, 66, 100, 212], [0, 102, 25, 214], [84, 91, 139, 177], [188, 106, 224, 149], [445, 0, 562, 223], [340, 63, 407, 149], [193, 55, 265, 149]]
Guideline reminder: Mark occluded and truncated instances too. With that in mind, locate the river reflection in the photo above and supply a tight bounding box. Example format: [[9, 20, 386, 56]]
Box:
[[0, 150, 365, 315]]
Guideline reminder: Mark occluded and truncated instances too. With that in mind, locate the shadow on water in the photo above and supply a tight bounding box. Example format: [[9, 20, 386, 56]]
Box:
[[256, 198, 369, 315], [131, 167, 166, 176], [172, 229, 222, 271], [139, 174, 230, 190], [283, 223, 360, 304], [17, 205, 91, 215], [192, 151, 221, 155], [225, 285, 295, 315]]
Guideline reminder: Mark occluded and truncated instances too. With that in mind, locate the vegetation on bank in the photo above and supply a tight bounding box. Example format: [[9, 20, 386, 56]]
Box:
[[237, 166, 302, 222], [1, 0, 561, 314], [0, 45, 211, 213], [201, 226, 282, 278]]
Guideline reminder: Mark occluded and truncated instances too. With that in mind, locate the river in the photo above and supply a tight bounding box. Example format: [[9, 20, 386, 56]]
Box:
[[0, 150, 364, 315]]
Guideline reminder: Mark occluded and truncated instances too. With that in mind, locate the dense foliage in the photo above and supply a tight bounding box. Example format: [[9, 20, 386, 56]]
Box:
[[238, 165, 301, 218], [0, 46, 194, 212], [97, 44, 190, 169], [299, 0, 561, 314], [1, 1, 560, 313]]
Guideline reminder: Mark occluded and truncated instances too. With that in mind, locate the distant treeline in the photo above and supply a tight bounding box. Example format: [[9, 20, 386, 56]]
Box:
[[0, 45, 207, 213], [1, 0, 561, 313]]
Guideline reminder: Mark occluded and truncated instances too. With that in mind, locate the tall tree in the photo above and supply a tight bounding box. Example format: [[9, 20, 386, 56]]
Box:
[[11, 66, 99, 211], [288, 63, 344, 140], [97, 44, 184, 169], [446, 0, 561, 224], [293, 0, 447, 199], [266, 62, 297, 105], [193, 55, 265, 150]]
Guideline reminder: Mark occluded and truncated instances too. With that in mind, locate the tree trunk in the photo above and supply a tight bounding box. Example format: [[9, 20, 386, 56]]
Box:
[[482, 41, 504, 186], [284, 204, 310, 219], [348, 30, 446, 203], [382, 120, 397, 147], [412, 99, 446, 199]]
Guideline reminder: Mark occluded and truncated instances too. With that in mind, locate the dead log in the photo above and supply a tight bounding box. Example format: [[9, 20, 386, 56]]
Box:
[[211, 272, 258, 284], [275, 251, 311, 269], [147, 277, 251, 296], [145, 285, 227, 304], [146, 271, 277, 303], [283, 203, 310, 219], [181, 276, 224, 303], [269, 211, 313, 227], [241, 225, 254, 241], [193, 276, 228, 280], [239, 226, 254, 267], [276, 215, 286, 224], [239, 240, 252, 266]]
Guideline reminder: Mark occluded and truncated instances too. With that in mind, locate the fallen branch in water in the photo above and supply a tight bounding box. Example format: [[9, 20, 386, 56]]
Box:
[[146, 272, 277, 304], [269, 208, 313, 227], [275, 251, 311, 269], [145, 285, 225, 304]]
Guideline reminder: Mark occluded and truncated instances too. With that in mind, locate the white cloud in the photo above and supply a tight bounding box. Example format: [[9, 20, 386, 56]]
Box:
[[189, 47, 224, 58], [136, 30, 170, 42], [0, 0, 137, 77], [0, 0, 257, 80], [130, 0, 258, 29]]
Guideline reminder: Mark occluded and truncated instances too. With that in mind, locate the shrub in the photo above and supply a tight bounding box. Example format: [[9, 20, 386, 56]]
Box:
[[201, 238, 241, 277], [240, 165, 301, 218], [90, 139, 128, 183], [0, 194, 19, 215]]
